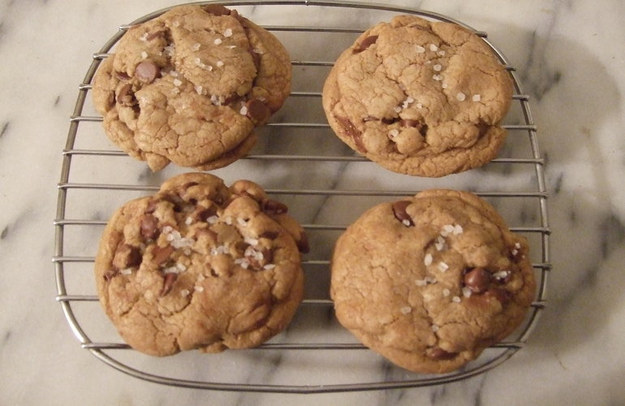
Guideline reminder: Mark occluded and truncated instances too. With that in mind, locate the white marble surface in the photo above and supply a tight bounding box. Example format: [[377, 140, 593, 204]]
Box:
[[1, 0, 625, 404]]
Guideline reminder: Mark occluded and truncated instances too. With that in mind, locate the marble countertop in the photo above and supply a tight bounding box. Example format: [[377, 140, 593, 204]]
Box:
[[1, 0, 624, 404]]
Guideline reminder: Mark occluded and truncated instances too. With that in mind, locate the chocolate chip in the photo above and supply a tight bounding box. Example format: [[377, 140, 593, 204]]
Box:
[[353, 35, 379, 53], [392, 200, 414, 227], [112, 244, 142, 269], [426, 347, 458, 360], [115, 71, 131, 81], [262, 198, 288, 215], [135, 60, 160, 83], [160, 272, 178, 296], [245, 99, 271, 124], [152, 245, 174, 266], [485, 288, 511, 305], [140, 214, 159, 240], [463, 268, 491, 294], [336, 116, 366, 153], [297, 231, 310, 254], [116, 83, 136, 107], [260, 230, 280, 240], [202, 4, 232, 16]]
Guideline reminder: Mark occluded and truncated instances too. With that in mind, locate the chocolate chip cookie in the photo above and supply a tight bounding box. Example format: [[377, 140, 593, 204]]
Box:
[[92, 5, 291, 171], [330, 190, 535, 373], [322, 15, 513, 177], [94, 173, 308, 356]]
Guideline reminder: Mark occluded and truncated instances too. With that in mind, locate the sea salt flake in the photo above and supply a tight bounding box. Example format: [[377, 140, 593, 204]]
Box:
[[239, 105, 249, 116], [442, 288, 450, 297], [462, 287, 473, 298], [263, 264, 276, 270], [173, 78, 182, 87], [192, 43, 201, 51], [214, 38, 223, 45], [224, 28, 233, 37], [437, 50, 446, 56], [194, 286, 204, 292], [453, 224, 463, 235], [456, 92, 466, 101], [424, 253, 433, 266], [415, 279, 428, 287], [140, 32, 149, 42], [216, 60, 224, 68], [180, 289, 190, 297], [472, 94, 481, 102], [176, 263, 187, 272], [394, 106, 402, 113], [441, 224, 455, 237], [433, 64, 442, 72], [429, 44, 438, 52], [388, 129, 399, 138], [452, 296, 461, 303], [431, 324, 440, 332], [244, 237, 259, 246], [441, 83, 448, 89], [437, 262, 449, 272], [237, 217, 248, 226], [400, 306, 412, 315], [416, 103, 423, 109], [195, 85, 203, 95], [416, 45, 426, 53], [433, 74, 443, 81], [402, 219, 412, 227], [140, 51, 148, 59], [120, 268, 133, 275], [206, 215, 219, 225]]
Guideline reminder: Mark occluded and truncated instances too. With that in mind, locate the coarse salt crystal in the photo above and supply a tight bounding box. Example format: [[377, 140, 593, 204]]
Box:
[[394, 106, 402, 113], [437, 50, 446, 56], [435, 236, 445, 251], [415, 279, 428, 287], [472, 94, 481, 102], [429, 44, 438, 52], [224, 28, 233, 37], [456, 92, 466, 101], [388, 129, 399, 138], [263, 264, 276, 270], [173, 78, 182, 87], [214, 38, 223, 45], [176, 263, 187, 272], [441, 83, 448, 89], [239, 105, 249, 115], [185, 216, 193, 225], [206, 215, 219, 224], [432, 74, 443, 81], [494, 270, 510, 280], [441, 224, 455, 236], [424, 253, 433, 266], [442, 288, 450, 297], [237, 217, 248, 226], [244, 237, 259, 246], [453, 224, 463, 235], [416, 45, 425, 53], [192, 43, 201, 51], [402, 219, 412, 227], [120, 268, 132, 275], [438, 262, 449, 272], [462, 286, 472, 298], [433, 64, 442, 72], [180, 289, 190, 297], [515, 242, 521, 249], [140, 32, 149, 42], [194, 286, 204, 292], [432, 324, 440, 332], [416, 103, 423, 109], [140, 51, 148, 59], [400, 306, 412, 315], [195, 85, 203, 95], [452, 296, 461, 303], [216, 60, 224, 68]]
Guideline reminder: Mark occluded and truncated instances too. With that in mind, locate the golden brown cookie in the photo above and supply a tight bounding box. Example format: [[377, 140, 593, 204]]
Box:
[[94, 173, 308, 356], [322, 15, 513, 177], [92, 5, 291, 171], [330, 190, 535, 373]]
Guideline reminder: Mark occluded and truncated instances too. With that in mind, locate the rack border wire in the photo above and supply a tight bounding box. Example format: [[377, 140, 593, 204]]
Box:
[[54, 0, 551, 393]]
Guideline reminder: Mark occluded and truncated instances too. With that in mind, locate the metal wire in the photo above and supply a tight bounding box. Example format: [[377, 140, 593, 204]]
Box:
[[54, 0, 550, 393]]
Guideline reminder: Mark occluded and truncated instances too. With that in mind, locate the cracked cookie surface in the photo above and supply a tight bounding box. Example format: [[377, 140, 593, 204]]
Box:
[[94, 173, 308, 356], [330, 190, 535, 373], [92, 5, 291, 171], [322, 15, 513, 177]]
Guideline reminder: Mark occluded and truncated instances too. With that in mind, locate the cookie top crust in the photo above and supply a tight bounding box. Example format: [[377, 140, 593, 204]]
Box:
[[330, 190, 535, 373], [322, 15, 513, 177], [92, 5, 291, 171], [94, 173, 308, 356]]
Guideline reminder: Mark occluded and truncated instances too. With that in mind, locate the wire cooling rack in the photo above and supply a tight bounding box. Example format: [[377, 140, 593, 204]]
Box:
[[53, 0, 550, 393]]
